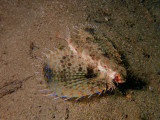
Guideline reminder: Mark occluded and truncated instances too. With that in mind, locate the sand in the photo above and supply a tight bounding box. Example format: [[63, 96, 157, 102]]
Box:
[[0, 0, 160, 120]]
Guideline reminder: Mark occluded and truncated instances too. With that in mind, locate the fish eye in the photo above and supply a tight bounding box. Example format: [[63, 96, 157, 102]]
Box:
[[114, 73, 120, 83], [115, 75, 118, 79]]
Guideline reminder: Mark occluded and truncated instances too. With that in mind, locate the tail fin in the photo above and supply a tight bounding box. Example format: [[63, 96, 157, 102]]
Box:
[[56, 26, 71, 43]]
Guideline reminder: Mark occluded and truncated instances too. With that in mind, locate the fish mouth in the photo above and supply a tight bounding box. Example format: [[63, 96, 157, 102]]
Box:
[[113, 77, 126, 84], [117, 79, 125, 83]]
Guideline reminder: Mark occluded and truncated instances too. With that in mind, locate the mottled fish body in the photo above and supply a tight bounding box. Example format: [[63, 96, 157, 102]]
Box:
[[43, 26, 127, 100]]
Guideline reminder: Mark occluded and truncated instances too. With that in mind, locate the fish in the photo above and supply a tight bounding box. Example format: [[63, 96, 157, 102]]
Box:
[[43, 25, 127, 101]]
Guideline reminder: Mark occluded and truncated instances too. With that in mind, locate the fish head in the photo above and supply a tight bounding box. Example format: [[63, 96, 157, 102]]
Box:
[[113, 73, 125, 84]]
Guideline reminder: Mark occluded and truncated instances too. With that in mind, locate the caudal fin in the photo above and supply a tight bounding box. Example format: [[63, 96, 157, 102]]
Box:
[[56, 26, 71, 43]]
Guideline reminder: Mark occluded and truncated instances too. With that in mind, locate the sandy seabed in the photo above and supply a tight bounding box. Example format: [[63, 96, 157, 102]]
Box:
[[0, 0, 160, 120]]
